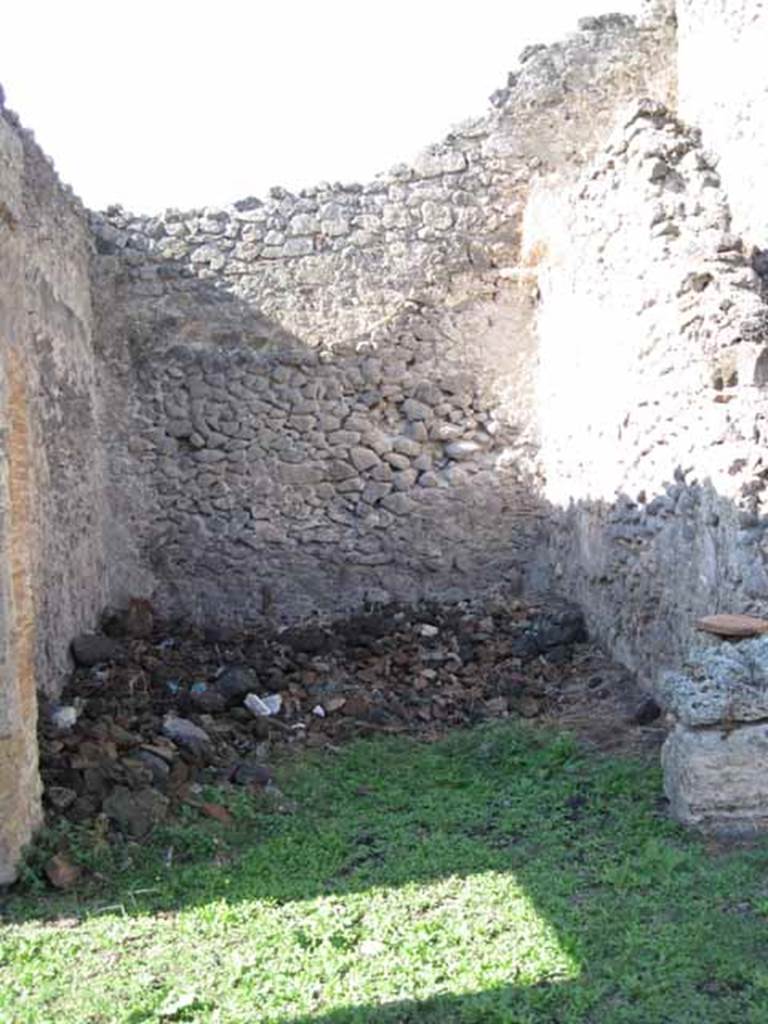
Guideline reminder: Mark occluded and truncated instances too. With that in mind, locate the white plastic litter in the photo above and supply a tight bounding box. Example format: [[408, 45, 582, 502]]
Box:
[[50, 704, 79, 731], [245, 692, 283, 717], [312, 704, 326, 718]]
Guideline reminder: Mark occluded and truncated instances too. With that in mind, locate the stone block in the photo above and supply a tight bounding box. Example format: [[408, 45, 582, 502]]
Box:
[[662, 723, 768, 833], [657, 637, 768, 727], [349, 446, 380, 472]]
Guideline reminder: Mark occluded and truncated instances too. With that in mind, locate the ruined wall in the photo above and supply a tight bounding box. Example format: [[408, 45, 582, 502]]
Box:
[[676, 0, 768, 247], [6, 0, 765, 880], [0, 106, 107, 881], [91, 13, 673, 627], [528, 97, 768, 685]]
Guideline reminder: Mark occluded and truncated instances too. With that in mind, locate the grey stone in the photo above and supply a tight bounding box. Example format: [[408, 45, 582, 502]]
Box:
[[232, 761, 273, 786], [132, 750, 172, 787], [362, 481, 393, 504], [349, 446, 380, 472], [71, 634, 124, 668], [162, 715, 211, 756], [103, 786, 169, 837], [380, 493, 417, 516], [419, 471, 440, 488], [216, 665, 259, 705], [383, 452, 411, 470], [327, 460, 357, 481], [393, 469, 418, 491], [662, 723, 768, 833], [444, 440, 482, 461], [45, 786, 77, 811], [392, 438, 421, 457], [656, 638, 768, 727], [402, 398, 431, 421]]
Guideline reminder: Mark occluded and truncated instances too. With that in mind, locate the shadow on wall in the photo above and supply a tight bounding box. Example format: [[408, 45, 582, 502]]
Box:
[[89, 93, 768, 694], [93, 238, 546, 631], [92, 227, 768, 697]]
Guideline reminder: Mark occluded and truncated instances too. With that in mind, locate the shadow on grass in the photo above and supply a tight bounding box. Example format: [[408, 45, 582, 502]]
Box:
[[5, 723, 768, 1023]]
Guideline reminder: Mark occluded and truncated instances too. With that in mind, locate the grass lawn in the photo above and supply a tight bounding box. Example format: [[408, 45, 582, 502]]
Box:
[[2, 722, 768, 1023]]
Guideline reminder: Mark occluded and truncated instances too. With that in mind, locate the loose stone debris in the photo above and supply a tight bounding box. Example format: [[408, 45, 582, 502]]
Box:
[[37, 593, 662, 858]]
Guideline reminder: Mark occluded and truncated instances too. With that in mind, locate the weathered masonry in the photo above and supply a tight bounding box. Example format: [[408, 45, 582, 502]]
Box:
[[3, 0, 768, 880]]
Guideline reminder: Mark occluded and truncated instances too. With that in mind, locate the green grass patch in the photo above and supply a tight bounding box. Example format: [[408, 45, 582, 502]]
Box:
[[3, 722, 768, 1023]]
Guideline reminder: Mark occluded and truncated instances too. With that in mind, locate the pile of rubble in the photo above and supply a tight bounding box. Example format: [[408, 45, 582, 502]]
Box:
[[38, 594, 660, 847]]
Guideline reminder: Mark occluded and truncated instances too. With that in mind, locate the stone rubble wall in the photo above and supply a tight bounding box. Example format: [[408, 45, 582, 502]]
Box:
[[91, 14, 673, 627], [676, 0, 768, 248], [526, 99, 768, 685], [94, 275, 544, 626], [0, 105, 108, 881], [92, 15, 672, 352], [6, 0, 768, 875]]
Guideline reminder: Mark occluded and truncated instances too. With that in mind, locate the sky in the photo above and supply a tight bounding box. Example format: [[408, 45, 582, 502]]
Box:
[[2, 0, 641, 214]]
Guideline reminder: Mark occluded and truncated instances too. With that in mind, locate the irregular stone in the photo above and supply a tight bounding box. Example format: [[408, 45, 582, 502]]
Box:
[[444, 440, 481, 461], [162, 715, 211, 757], [327, 460, 357, 482], [232, 761, 273, 787], [362, 481, 393, 504], [280, 625, 333, 654], [216, 665, 259, 705], [349, 446, 380, 472], [71, 634, 124, 667], [288, 213, 319, 235], [49, 705, 79, 731], [380, 493, 417, 516], [132, 750, 172, 787], [392, 437, 421, 457], [67, 795, 101, 824], [190, 688, 227, 714], [103, 786, 169, 838], [45, 853, 81, 890], [405, 421, 429, 442], [656, 638, 768, 727], [414, 149, 467, 177], [421, 200, 454, 231], [45, 786, 77, 811], [200, 802, 233, 825], [628, 696, 662, 726], [383, 452, 411, 470], [402, 398, 431, 421], [119, 757, 155, 789], [393, 469, 418, 491], [282, 237, 314, 257]]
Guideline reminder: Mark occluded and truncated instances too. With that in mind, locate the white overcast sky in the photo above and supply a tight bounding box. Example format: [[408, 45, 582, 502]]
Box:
[[2, 1, 641, 214]]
